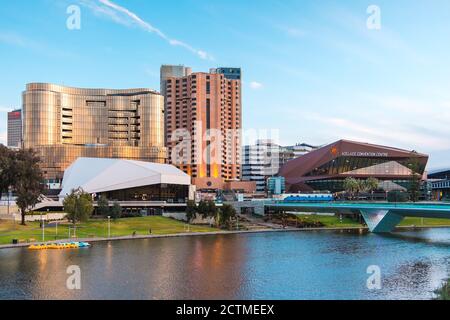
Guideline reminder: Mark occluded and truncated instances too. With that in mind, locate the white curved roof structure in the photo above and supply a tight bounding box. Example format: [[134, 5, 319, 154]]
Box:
[[59, 158, 191, 198]]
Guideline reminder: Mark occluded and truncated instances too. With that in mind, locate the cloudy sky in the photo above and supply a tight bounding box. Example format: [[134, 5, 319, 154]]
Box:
[[1, 0, 450, 168]]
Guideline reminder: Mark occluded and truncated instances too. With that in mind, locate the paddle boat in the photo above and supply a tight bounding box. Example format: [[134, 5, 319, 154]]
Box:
[[28, 241, 91, 250]]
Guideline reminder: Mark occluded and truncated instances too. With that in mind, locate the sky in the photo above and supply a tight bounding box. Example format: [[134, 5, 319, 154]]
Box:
[[1, 0, 450, 169]]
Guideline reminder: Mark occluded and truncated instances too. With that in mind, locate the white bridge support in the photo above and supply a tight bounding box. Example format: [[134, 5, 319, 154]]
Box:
[[359, 209, 404, 233]]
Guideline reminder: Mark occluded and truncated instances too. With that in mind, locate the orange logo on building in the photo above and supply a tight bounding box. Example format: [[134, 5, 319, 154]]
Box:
[[331, 147, 338, 155]]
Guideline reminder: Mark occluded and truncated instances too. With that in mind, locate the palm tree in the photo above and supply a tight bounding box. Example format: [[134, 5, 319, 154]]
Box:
[[343, 177, 359, 200], [363, 177, 379, 201]]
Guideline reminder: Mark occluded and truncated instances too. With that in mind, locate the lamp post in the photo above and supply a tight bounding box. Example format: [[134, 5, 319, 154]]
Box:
[[107, 216, 111, 238], [41, 212, 45, 242]]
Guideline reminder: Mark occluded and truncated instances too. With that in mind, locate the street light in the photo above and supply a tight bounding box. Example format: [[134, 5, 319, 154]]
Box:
[[41, 213, 45, 242], [107, 216, 111, 238]]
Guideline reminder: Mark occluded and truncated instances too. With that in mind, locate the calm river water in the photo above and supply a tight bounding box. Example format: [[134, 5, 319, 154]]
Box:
[[0, 228, 449, 300]]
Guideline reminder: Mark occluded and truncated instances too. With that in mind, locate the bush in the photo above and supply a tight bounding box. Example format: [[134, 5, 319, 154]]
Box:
[[387, 190, 409, 202]]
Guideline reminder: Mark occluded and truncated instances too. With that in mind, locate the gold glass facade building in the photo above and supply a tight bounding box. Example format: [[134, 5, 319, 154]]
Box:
[[23, 83, 166, 184]]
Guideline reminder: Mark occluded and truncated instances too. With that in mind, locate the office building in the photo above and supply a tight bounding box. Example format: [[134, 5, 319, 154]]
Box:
[[279, 139, 428, 193], [279, 143, 319, 166], [428, 168, 450, 200], [22, 83, 166, 187], [164, 67, 246, 192], [7, 109, 22, 148], [242, 140, 280, 192], [211, 67, 242, 80], [267, 176, 286, 195]]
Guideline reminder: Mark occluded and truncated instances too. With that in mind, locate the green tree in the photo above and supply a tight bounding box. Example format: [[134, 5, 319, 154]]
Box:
[[197, 200, 209, 219], [0, 145, 15, 199], [343, 177, 359, 200], [206, 200, 218, 217], [407, 158, 422, 202], [218, 204, 237, 229], [63, 188, 94, 225], [185, 200, 197, 222], [14, 149, 44, 225], [363, 177, 379, 200], [97, 195, 110, 217], [110, 202, 122, 220]]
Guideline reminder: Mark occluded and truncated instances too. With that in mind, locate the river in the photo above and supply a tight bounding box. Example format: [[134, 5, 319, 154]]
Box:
[[0, 228, 449, 300]]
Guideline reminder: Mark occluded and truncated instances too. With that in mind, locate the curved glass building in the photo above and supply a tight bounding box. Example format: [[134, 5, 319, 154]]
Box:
[[279, 140, 428, 193], [22, 83, 167, 187]]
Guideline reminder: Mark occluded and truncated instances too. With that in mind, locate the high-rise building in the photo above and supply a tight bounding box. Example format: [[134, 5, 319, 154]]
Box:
[[164, 68, 242, 191], [211, 67, 242, 80], [7, 109, 22, 148], [279, 143, 319, 166], [242, 140, 280, 193], [160, 65, 192, 96], [22, 83, 166, 187]]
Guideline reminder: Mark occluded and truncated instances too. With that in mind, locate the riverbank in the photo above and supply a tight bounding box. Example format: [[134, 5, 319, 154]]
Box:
[[1, 219, 450, 250], [435, 280, 450, 300], [0, 216, 219, 246]]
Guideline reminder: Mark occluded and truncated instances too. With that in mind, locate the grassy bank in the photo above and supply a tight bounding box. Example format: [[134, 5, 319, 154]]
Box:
[[435, 280, 450, 300], [293, 214, 450, 228], [0, 216, 218, 245]]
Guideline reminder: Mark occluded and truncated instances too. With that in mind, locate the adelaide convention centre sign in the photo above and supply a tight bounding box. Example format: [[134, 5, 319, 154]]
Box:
[[341, 151, 389, 157]]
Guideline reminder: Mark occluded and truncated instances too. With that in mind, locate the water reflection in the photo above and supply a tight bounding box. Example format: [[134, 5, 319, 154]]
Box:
[[0, 229, 449, 300]]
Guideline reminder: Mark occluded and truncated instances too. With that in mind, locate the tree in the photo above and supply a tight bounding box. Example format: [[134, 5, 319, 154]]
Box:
[[97, 195, 110, 217], [110, 202, 122, 220], [343, 177, 359, 200], [185, 200, 197, 223], [407, 158, 422, 202], [206, 200, 218, 218], [197, 200, 209, 219], [0, 145, 15, 199], [218, 204, 236, 229], [363, 177, 379, 200], [63, 188, 94, 225], [14, 149, 44, 225]]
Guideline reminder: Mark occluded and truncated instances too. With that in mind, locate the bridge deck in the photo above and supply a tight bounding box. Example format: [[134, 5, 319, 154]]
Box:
[[267, 202, 450, 231]]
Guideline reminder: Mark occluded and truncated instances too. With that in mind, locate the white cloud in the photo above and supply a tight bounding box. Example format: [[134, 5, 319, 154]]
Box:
[[0, 106, 13, 112], [249, 81, 263, 90], [80, 0, 213, 60], [0, 132, 6, 146]]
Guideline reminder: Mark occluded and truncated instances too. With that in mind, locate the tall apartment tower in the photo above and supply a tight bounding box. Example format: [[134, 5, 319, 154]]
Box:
[[160, 65, 192, 96], [7, 109, 22, 148], [22, 83, 166, 186], [164, 68, 242, 190]]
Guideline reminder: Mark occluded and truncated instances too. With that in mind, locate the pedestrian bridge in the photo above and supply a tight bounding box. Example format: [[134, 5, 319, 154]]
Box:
[[266, 202, 450, 233]]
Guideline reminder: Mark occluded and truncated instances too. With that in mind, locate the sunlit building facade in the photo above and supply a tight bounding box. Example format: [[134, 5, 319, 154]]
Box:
[[7, 109, 22, 148], [164, 69, 242, 190], [279, 140, 428, 193], [22, 83, 166, 186]]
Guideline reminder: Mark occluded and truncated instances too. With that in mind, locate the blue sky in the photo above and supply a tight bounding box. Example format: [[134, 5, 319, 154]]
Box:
[[1, 0, 450, 169]]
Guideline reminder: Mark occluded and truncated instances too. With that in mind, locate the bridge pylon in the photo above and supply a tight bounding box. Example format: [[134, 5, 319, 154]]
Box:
[[359, 209, 404, 233]]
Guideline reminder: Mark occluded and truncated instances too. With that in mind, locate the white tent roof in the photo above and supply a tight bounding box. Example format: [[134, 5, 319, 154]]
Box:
[[59, 158, 191, 198]]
